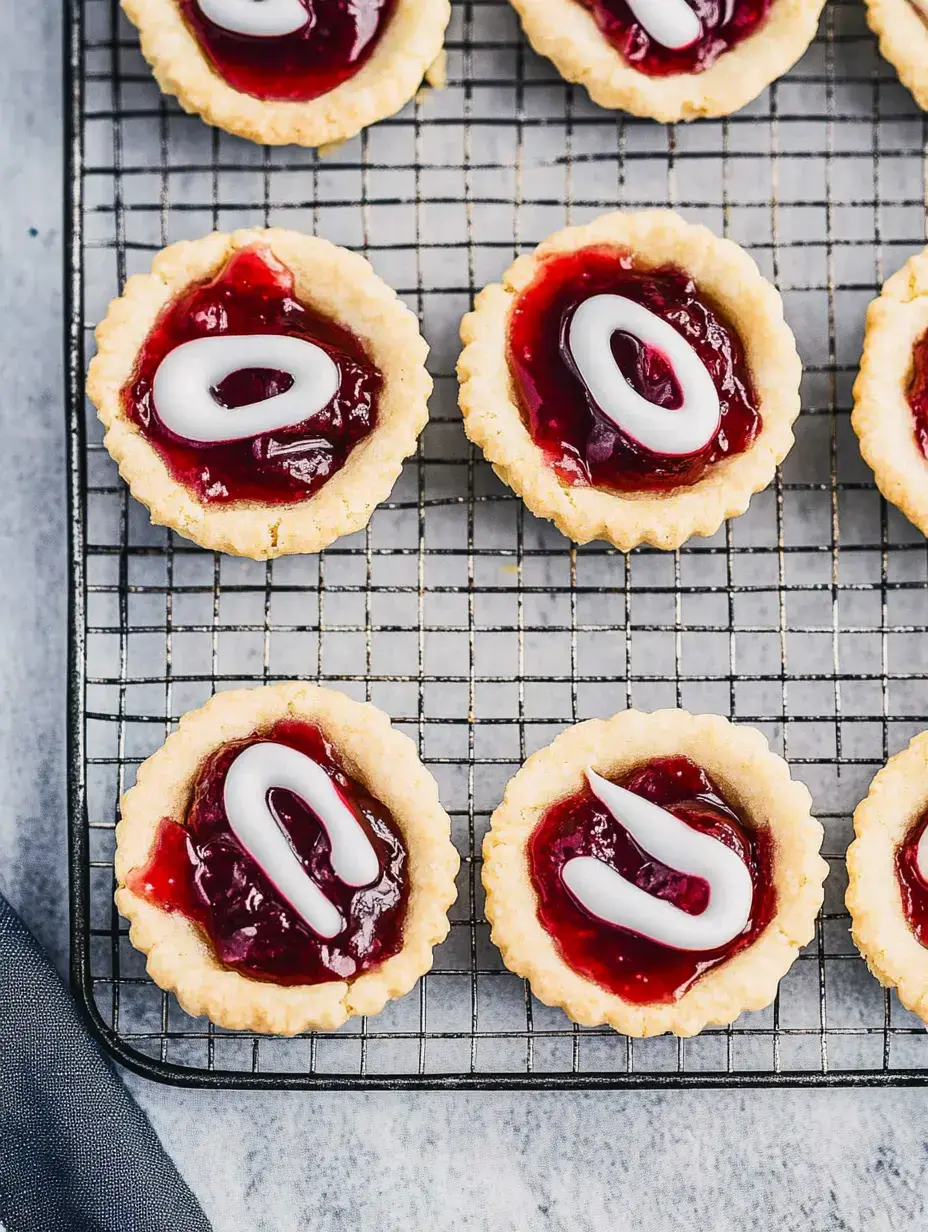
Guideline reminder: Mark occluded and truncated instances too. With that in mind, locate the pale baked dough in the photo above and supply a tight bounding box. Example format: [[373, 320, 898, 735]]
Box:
[[87, 227, 431, 559], [853, 247, 928, 538], [846, 731, 928, 1025], [115, 683, 459, 1034], [507, 0, 825, 123], [483, 709, 827, 1038], [458, 210, 802, 552], [122, 0, 450, 146], [865, 0, 928, 112]]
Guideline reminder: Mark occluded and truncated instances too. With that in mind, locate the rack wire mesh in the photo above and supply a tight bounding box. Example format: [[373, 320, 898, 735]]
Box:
[[66, 0, 928, 1087]]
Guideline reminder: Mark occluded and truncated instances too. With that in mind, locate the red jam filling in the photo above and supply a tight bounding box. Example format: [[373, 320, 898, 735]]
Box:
[[507, 246, 760, 494], [122, 246, 380, 506], [528, 756, 776, 1004], [128, 719, 409, 986], [896, 811, 928, 947], [906, 329, 928, 461], [178, 0, 396, 102], [578, 0, 772, 77]]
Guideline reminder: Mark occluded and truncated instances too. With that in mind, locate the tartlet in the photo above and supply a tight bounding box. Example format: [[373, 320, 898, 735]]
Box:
[[115, 683, 459, 1034], [483, 709, 827, 1037], [853, 247, 928, 538], [507, 0, 826, 123], [864, 0, 928, 113], [846, 731, 928, 1025], [122, 0, 450, 147], [458, 209, 801, 552], [87, 227, 431, 559]]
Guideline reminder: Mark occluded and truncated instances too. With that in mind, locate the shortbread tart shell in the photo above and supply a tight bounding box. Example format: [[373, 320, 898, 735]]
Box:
[[853, 246, 928, 538], [507, 0, 826, 123], [458, 210, 801, 552], [88, 227, 431, 559], [122, 0, 450, 146], [115, 684, 459, 1034], [483, 709, 827, 1038], [846, 731, 928, 1025], [864, 0, 928, 113]]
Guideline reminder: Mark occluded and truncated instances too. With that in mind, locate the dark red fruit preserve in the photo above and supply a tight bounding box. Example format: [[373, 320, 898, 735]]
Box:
[[528, 756, 775, 1004], [127, 719, 409, 986], [906, 330, 928, 461], [122, 245, 380, 506], [178, 0, 396, 102], [579, 0, 772, 77], [508, 246, 760, 493], [896, 812, 928, 947]]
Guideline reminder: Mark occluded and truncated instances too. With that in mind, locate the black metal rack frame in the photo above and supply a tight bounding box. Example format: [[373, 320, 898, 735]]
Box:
[[66, 0, 928, 1087]]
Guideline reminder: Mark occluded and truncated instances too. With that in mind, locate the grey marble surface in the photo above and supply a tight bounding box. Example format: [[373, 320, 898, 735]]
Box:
[[3, 2, 928, 1229]]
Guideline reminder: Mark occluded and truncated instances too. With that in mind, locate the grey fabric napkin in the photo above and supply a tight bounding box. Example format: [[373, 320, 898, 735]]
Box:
[[0, 893, 212, 1232]]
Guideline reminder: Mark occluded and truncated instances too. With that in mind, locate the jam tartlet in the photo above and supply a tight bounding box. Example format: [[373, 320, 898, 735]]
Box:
[[853, 248, 928, 539], [115, 684, 459, 1034], [458, 210, 801, 552], [121, 0, 450, 147], [864, 0, 928, 112], [87, 228, 431, 559], [506, 0, 825, 123], [483, 710, 826, 1037], [846, 731, 928, 1025]]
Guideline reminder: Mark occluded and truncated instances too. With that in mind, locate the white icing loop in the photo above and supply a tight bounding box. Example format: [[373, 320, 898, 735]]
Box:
[[223, 743, 380, 940], [625, 0, 702, 50], [568, 294, 721, 457], [197, 0, 308, 37], [152, 334, 339, 445], [560, 768, 754, 952]]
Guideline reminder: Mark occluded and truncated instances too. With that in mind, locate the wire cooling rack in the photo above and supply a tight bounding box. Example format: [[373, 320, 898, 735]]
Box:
[[66, 0, 928, 1088]]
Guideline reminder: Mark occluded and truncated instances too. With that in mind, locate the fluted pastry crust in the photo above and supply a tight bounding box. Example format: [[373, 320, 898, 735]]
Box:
[[122, 0, 450, 146], [115, 684, 459, 1034], [852, 246, 928, 538], [483, 709, 827, 1037], [507, 0, 825, 122], [88, 228, 431, 559], [864, 0, 928, 113], [846, 731, 928, 1026], [458, 210, 801, 552]]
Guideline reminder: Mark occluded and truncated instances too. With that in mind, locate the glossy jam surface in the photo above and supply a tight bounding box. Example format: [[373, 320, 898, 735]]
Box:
[[507, 246, 761, 494], [178, 0, 396, 102], [128, 719, 409, 985], [528, 756, 775, 1004], [579, 0, 772, 77], [122, 246, 380, 506], [896, 812, 928, 947], [906, 329, 928, 461]]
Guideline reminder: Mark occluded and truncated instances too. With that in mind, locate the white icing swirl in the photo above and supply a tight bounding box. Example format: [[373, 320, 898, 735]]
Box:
[[196, 0, 308, 37], [223, 742, 380, 940], [152, 334, 339, 445], [560, 768, 754, 952], [625, 0, 702, 50], [567, 293, 721, 457]]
